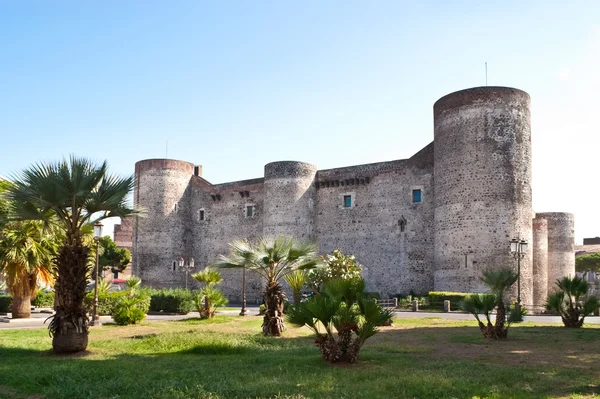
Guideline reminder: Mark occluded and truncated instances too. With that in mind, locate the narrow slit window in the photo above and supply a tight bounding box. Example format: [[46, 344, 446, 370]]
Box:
[[174, 203, 178, 212], [172, 261, 177, 271], [198, 209, 205, 221], [246, 205, 254, 218], [412, 189, 422, 203], [343, 195, 352, 208]]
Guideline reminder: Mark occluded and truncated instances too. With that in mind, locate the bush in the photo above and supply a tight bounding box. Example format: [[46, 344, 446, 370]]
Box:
[[149, 288, 195, 314], [84, 291, 127, 315], [113, 292, 151, 325], [0, 294, 12, 313], [259, 304, 266, 315], [32, 290, 55, 308], [428, 291, 472, 310], [364, 292, 381, 300]]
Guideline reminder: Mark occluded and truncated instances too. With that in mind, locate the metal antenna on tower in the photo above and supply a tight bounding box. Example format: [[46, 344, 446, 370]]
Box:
[[485, 62, 488, 86]]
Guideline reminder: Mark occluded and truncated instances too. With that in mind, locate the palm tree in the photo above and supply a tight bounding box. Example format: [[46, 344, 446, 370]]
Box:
[[7, 156, 137, 354], [192, 267, 227, 319], [283, 270, 306, 305], [214, 236, 320, 336], [546, 276, 599, 328], [0, 221, 60, 318], [461, 268, 519, 339]]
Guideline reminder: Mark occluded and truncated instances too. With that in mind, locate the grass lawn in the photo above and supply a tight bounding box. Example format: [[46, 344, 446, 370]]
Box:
[[0, 316, 599, 399]]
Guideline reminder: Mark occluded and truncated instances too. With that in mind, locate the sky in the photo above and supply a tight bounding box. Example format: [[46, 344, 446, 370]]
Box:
[[0, 1, 598, 243]]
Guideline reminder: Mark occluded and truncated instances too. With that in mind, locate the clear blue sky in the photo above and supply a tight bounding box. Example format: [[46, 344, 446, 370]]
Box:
[[1, 1, 598, 243]]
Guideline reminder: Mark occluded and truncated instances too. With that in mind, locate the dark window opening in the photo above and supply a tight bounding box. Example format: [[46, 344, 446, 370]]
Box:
[[343, 195, 352, 208], [199, 210, 205, 221], [246, 205, 254, 217], [172, 261, 177, 271], [412, 189, 422, 203]]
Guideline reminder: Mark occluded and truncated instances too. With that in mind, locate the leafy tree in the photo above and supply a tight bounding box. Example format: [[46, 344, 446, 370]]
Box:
[[546, 276, 599, 328], [461, 269, 520, 339], [575, 253, 600, 273], [214, 236, 320, 336], [306, 249, 362, 293], [99, 236, 130, 276], [0, 221, 61, 318], [287, 278, 392, 363], [7, 156, 138, 354], [192, 267, 227, 319]]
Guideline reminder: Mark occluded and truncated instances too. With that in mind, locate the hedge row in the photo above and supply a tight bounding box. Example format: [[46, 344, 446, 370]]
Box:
[[0, 295, 12, 313], [428, 291, 472, 310], [32, 290, 55, 307], [149, 288, 196, 314]]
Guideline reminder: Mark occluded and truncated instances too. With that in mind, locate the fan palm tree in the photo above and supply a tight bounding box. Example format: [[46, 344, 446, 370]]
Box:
[[546, 276, 599, 328], [461, 268, 519, 339], [283, 270, 306, 305], [192, 267, 227, 319], [0, 221, 60, 318], [6, 156, 138, 353], [213, 236, 320, 336]]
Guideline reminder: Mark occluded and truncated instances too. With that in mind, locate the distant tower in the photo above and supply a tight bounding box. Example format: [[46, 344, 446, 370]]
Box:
[[532, 216, 548, 310], [433, 87, 533, 304], [263, 161, 317, 239], [132, 159, 194, 287], [536, 212, 575, 294]]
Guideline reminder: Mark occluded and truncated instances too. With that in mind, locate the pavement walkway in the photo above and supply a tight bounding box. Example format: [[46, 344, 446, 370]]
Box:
[[2, 308, 599, 330]]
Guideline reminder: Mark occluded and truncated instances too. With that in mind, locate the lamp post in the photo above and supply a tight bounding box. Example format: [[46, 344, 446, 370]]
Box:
[[510, 237, 528, 314], [239, 267, 248, 316], [90, 221, 103, 327], [178, 257, 194, 290]]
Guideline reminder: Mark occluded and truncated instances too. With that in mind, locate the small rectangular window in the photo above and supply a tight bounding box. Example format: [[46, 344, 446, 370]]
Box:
[[198, 210, 205, 221], [412, 189, 422, 203], [174, 203, 178, 212], [343, 195, 352, 208], [246, 205, 253, 218]]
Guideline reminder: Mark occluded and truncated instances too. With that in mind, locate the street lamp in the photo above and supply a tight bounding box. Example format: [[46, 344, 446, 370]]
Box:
[[178, 257, 194, 290], [239, 267, 248, 316], [510, 237, 528, 313], [90, 221, 103, 327]]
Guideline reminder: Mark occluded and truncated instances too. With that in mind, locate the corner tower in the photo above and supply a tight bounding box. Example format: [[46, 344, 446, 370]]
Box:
[[263, 161, 317, 239], [433, 87, 533, 303], [535, 212, 575, 294], [132, 159, 194, 287]]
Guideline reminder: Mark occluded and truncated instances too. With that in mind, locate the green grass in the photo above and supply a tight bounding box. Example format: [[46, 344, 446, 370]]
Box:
[[1, 316, 599, 398]]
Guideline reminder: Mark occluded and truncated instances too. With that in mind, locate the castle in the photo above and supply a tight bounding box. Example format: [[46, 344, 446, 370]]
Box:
[[131, 86, 575, 307]]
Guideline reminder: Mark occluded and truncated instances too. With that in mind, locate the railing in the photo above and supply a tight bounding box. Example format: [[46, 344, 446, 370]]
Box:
[[376, 298, 398, 309]]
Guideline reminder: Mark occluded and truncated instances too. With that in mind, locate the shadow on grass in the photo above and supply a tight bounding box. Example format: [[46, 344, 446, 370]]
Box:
[[0, 323, 599, 399]]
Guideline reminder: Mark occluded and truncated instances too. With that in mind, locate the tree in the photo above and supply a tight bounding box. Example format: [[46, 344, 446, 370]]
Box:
[[287, 278, 393, 363], [98, 236, 130, 276], [283, 270, 306, 305], [214, 236, 320, 336], [546, 276, 599, 328], [7, 156, 138, 354], [0, 180, 11, 231], [576, 253, 600, 274], [0, 221, 60, 318], [306, 249, 362, 293], [461, 269, 521, 339], [192, 267, 227, 319]]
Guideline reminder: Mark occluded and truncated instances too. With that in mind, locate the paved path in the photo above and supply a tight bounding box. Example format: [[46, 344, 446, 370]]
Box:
[[2, 308, 599, 330]]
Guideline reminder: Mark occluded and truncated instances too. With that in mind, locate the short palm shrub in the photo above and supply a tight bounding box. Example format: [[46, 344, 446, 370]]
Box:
[[287, 278, 393, 363], [546, 276, 600, 328], [113, 292, 151, 325], [124, 277, 142, 295], [149, 288, 195, 314], [461, 269, 520, 339], [192, 267, 227, 319], [283, 270, 306, 304]]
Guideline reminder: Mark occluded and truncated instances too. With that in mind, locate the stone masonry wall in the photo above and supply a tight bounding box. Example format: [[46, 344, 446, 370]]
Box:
[[536, 212, 575, 294]]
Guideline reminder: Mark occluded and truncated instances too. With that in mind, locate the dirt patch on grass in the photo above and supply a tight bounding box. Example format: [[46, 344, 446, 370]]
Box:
[[89, 326, 162, 341]]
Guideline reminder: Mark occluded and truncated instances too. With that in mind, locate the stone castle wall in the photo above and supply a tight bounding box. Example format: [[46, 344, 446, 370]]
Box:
[[131, 86, 574, 304]]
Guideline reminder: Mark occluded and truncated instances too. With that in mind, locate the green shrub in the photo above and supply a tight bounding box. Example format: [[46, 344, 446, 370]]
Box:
[[32, 290, 55, 308], [113, 292, 151, 325], [0, 294, 12, 313], [259, 304, 266, 315], [149, 288, 195, 314], [428, 291, 472, 310], [84, 291, 127, 315], [364, 292, 381, 300]]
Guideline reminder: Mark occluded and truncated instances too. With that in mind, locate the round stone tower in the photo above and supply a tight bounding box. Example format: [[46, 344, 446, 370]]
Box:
[[532, 216, 548, 310], [263, 161, 317, 240], [535, 212, 575, 294], [132, 159, 194, 287], [433, 87, 533, 304]]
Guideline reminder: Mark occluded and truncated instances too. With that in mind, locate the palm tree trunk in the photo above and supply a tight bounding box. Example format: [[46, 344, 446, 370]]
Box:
[[11, 295, 31, 318], [262, 281, 286, 336], [50, 240, 90, 354]]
